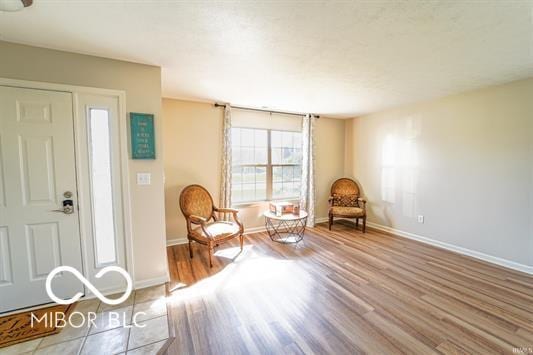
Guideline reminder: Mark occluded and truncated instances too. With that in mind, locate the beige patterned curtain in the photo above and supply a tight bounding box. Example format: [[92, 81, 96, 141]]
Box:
[[300, 114, 316, 227], [220, 105, 232, 218]]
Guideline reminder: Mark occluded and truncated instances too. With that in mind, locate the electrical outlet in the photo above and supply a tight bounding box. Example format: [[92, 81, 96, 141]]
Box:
[[417, 215, 424, 224]]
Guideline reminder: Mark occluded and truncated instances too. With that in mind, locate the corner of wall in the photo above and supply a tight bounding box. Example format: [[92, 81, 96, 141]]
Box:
[[343, 117, 356, 177]]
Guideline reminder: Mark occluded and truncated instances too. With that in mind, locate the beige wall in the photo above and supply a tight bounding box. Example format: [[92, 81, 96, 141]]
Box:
[[162, 99, 222, 239], [0, 41, 168, 285], [162, 98, 346, 240], [315, 116, 346, 220], [345, 78, 533, 267]]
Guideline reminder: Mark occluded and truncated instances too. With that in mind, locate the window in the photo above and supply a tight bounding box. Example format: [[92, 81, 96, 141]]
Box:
[[231, 128, 302, 204], [88, 108, 117, 266], [231, 128, 268, 202], [271, 130, 302, 199]]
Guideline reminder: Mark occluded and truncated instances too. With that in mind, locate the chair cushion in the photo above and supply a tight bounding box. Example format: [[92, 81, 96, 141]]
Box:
[[192, 221, 240, 241], [330, 206, 365, 217], [332, 194, 359, 207]]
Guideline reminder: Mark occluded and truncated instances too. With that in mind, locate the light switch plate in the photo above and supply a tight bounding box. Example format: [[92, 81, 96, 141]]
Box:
[[417, 215, 424, 224], [137, 173, 151, 185]]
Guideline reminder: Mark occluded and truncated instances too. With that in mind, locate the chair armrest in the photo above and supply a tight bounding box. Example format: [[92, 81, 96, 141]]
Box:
[[328, 196, 335, 207], [214, 207, 244, 233], [189, 215, 214, 237], [189, 215, 207, 225], [214, 207, 239, 214], [358, 197, 367, 209]]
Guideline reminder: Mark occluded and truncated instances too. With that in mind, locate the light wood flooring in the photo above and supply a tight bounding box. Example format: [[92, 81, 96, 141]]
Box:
[[165, 222, 533, 354]]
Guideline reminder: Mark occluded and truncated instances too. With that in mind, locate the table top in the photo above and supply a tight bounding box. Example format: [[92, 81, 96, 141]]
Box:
[[263, 210, 308, 221]]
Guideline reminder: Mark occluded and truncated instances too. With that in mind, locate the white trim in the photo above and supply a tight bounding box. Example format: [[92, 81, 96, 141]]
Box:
[[166, 216, 329, 246], [83, 277, 166, 300], [1, 277, 166, 316], [245, 216, 329, 234], [315, 216, 329, 224], [242, 221, 322, 234], [117, 92, 135, 283], [165, 226, 271, 246], [244, 225, 267, 234], [0, 303, 63, 317], [165, 225, 270, 246], [75, 94, 131, 292], [0, 77, 129, 97], [166, 237, 188, 246], [167, 226, 272, 247], [165, 225, 275, 245], [232, 198, 300, 209], [0, 77, 136, 290], [134, 275, 169, 290], [82, 283, 131, 300], [366, 221, 533, 275]]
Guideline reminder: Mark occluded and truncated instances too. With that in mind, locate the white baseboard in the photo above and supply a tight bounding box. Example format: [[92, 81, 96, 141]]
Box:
[[315, 217, 329, 224], [167, 217, 330, 243], [244, 216, 330, 234], [366, 221, 533, 275], [167, 229, 271, 243], [134, 275, 170, 289], [82, 285, 129, 301], [166, 228, 269, 244], [81, 275, 168, 301], [244, 225, 267, 234], [164, 219, 531, 274], [166, 237, 188, 246]]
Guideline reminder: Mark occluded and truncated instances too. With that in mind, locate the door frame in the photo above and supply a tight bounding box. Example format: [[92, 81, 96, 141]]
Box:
[[0, 77, 134, 298]]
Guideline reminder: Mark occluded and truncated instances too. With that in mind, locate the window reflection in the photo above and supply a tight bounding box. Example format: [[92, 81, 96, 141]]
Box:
[[380, 118, 420, 218]]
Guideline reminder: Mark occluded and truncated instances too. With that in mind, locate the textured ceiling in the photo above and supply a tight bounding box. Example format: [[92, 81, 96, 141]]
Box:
[[0, 0, 532, 117]]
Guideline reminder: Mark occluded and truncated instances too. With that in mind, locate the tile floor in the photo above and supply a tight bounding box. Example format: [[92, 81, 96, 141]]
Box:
[[0, 284, 170, 355]]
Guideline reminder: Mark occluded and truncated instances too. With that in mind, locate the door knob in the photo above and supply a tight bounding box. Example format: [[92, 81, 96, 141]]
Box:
[[51, 196, 75, 214], [51, 205, 74, 214], [51, 207, 73, 214]]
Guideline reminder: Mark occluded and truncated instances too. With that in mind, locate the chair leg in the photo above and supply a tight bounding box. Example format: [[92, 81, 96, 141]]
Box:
[[356, 218, 359, 228], [208, 242, 213, 268], [363, 216, 366, 233], [239, 234, 244, 251], [329, 214, 333, 230], [188, 240, 193, 259]]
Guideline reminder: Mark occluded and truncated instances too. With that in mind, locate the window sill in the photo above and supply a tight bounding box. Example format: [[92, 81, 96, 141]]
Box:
[[232, 198, 299, 209]]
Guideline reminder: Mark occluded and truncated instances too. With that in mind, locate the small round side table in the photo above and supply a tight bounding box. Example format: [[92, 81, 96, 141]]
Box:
[[263, 210, 308, 243]]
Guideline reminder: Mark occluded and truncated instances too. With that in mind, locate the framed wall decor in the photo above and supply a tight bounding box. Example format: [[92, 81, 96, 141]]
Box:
[[130, 112, 156, 159]]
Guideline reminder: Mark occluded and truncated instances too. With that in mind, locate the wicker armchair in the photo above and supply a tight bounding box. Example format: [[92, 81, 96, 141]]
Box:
[[179, 184, 244, 267], [328, 178, 367, 232]]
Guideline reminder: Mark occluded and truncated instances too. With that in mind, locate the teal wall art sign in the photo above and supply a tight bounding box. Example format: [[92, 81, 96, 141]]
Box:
[[130, 113, 156, 159]]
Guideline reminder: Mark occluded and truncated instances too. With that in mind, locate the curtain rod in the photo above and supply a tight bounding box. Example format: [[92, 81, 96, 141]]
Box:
[[214, 103, 320, 118]]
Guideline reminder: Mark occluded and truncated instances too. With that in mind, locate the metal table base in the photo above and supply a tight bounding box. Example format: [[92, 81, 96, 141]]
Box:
[[264, 214, 307, 243]]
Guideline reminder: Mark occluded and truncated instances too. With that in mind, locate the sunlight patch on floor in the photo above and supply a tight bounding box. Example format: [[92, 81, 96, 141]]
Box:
[[165, 245, 311, 306], [169, 282, 187, 292], [213, 245, 252, 259]]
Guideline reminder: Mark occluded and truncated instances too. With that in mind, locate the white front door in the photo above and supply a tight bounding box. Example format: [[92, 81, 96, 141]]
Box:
[[0, 86, 84, 313]]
